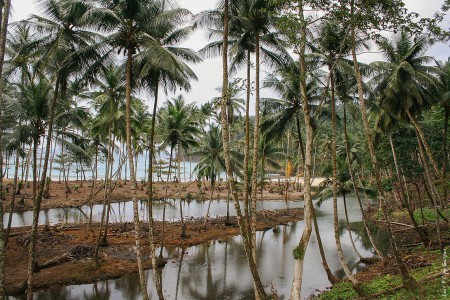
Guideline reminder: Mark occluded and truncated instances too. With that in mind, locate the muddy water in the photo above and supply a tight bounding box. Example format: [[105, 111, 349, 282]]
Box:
[[13, 196, 389, 300], [4, 199, 303, 228]]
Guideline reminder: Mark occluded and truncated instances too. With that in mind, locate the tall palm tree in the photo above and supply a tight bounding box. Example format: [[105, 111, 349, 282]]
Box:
[[348, 9, 416, 287], [0, 0, 11, 294], [217, 0, 267, 298], [25, 1, 109, 297], [371, 32, 441, 178]]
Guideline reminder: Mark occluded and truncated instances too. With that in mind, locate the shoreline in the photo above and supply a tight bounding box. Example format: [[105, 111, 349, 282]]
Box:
[[5, 208, 303, 295], [3, 179, 314, 212]]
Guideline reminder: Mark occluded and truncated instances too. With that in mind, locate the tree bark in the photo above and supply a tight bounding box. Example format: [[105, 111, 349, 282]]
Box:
[[147, 81, 164, 300], [125, 49, 149, 300], [290, 1, 314, 298], [220, 1, 267, 298], [330, 69, 360, 289], [343, 103, 383, 259], [389, 134, 429, 247], [349, 8, 415, 287], [26, 77, 60, 300]]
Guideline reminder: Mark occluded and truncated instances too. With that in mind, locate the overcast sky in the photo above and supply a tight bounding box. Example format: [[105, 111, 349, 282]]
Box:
[[9, 0, 450, 113]]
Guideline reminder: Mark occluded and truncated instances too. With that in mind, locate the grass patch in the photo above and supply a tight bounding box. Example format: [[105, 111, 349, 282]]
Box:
[[317, 260, 449, 299]]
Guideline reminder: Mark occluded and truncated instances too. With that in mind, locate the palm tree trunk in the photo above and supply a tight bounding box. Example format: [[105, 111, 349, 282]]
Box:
[[312, 205, 338, 284], [350, 16, 415, 288], [416, 133, 443, 250], [250, 32, 262, 300], [102, 134, 115, 245], [94, 128, 113, 265], [125, 49, 148, 300], [244, 50, 251, 225], [330, 69, 360, 289], [343, 103, 383, 259], [220, 1, 267, 298], [389, 134, 429, 247], [443, 104, 448, 209], [147, 81, 164, 300], [160, 146, 173, 258], [26, 77, 60, 299], [178, 143, 186, 238], [406, 108, 442, 179], [0, 1, 11, 295], [290, 2, 314, 298], [5, 146, 21, 247]]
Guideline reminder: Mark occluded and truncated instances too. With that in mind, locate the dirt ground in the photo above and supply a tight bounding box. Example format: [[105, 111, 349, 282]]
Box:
[[5, 208, 303, 295], [3, 179, 306, 212]]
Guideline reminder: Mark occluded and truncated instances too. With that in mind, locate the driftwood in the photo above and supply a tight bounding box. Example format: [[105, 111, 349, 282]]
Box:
[[37, 245, 95, 271], [372, 220, 414, 228]]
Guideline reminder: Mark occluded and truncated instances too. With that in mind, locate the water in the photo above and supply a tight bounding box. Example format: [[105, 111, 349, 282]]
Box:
[[10, 196, 389, 299], [4, 199, 303, 227]]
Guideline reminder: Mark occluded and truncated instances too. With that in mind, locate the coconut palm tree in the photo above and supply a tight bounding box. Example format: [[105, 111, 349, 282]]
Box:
[[191, 125, 226, 225], [0, 0, 12, 294], [158, 95, 200, 240], [24, 1, 109, 297], [217, 0, 267, 298], [371, 32, 441, 178]]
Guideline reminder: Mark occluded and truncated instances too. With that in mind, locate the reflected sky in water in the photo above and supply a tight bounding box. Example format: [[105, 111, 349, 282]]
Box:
[[8, 196, 389, 300], [4, 199, 303, 228]]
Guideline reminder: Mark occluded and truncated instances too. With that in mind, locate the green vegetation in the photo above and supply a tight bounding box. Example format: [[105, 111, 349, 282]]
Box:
[[318, 257, 448, 299]]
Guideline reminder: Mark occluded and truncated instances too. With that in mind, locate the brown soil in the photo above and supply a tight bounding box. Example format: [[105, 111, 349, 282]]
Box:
[[5, 208, 303, 295], [3, 179, 305, 212]]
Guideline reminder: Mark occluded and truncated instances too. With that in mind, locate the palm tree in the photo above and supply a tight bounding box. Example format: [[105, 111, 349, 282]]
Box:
[[348, 14, 416, 287], [158, 95, 200, 239], [0, 1, 12, 295], [25, 1, 109, 297], [371, 32, 441, 178], [217, 0, 267, 298], [191, 125, 226, 225], [371, 32, 443, 250]]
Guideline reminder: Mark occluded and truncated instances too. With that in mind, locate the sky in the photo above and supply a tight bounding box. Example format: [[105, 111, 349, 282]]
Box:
[[8, 0, 450, 113]]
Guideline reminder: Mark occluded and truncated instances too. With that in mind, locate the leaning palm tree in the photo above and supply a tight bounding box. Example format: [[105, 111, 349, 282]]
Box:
[[371, 32, 443, 250], [371, 31, 441, 178]]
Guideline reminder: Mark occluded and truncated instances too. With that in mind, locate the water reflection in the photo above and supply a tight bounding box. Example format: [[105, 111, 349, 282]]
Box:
[[12, 196, 390, 300], [4, 199, 303, 228]]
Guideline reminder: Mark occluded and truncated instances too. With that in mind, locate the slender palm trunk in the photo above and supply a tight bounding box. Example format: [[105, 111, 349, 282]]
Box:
[[312, 206, 338, 284], [416, 133, 443, 250], [343, 104, 383, 259], [350, 15, 415, 287], [244, 51, 251, 225], [147, 81, 164, 300], [0, 1, 11, 295], [342, 193, 365, 260], [94, 128, 113, 265], [89, 144, 99, 228], [26, 77, 60, 299], [204, 181, 215, 227], [330, 70, 360, 289], [5, 147, 21, 247], [160, 146, 173, 258], [290, 2, 314, 298], [250, 32, 262, 300], [178, 144, 186, 238], [443, 104, 449, 208], [389, 134, 429, 247], [220, 1, 267, 298], [125, 49, 148, 300], [406, 108, 442, 179]]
